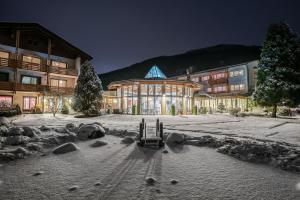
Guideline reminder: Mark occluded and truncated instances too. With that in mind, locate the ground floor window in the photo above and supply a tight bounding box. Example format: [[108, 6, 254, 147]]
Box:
[[140, 96, 161, 115], [0, 95, 12, 109], [23, 96, 36, 110]]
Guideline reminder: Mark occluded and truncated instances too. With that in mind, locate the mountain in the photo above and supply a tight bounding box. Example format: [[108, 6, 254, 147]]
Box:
[[98, 44, 261, 90]]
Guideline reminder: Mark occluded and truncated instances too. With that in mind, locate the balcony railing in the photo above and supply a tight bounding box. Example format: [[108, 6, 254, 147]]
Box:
[[0, 57, 77, 76], [48, 86, 75, 95], [208, 77, 228, 85], [0, 81, 14, 91], [48, 66, 77, 76], [0, 81, 74, 95]]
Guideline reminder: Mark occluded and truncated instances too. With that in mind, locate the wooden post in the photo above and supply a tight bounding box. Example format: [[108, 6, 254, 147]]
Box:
[[47, 38, 52, 86], [14, 30, 20, 93]]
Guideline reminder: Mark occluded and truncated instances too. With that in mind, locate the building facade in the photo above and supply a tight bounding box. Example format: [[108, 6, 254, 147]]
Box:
[[105, 66, 201, 115], [0, 23, 92, 113], [175, 60, 258, 112], [104, 61, 258, 115]]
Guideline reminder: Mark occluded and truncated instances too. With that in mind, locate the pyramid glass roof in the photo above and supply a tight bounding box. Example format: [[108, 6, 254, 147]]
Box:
[[144, 65, 167, 79]]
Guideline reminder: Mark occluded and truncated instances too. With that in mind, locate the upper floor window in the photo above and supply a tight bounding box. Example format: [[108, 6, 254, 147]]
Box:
[[140, 84, 148, 95], [229, 70, 244, 77], [117, 88, 122, 97], [0, 51, 9, 59], [132, 85, 138, 96], [51, 60, 67, 68], [165, 84, 171, 95], [22, 56, 41, 64], [191, 77, 199, 82], [213, 85, 227, 92], [212, 73, 226, 80], [230, 84, 245, 91], [51, 79, 67, 87], [148, 84, 155, 95], [177, 76, 187, 80], [207, 87, 212, 92], [21, 75, 41, 85], [155, 84, 162, 95], [201, 76, 210, 81], [177, 86, 183, 96]]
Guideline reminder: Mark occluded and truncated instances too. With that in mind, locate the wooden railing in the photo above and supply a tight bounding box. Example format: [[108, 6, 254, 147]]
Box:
[[48, 66, 77, 76], [208, 77, 228, 85], [0, 81, 74, 95], [0, 81, 14, 91], [0, 57, 77, 76], [48, 86, 75, 95]]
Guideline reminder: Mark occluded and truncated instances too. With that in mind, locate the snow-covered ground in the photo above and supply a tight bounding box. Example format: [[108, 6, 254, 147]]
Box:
[[12, 113, 300, 146], [0, 114, 300, 199]]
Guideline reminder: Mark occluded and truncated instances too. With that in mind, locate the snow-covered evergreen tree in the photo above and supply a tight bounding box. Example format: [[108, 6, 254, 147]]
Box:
[[253, 22, 299, 117], [72, 61, 103, 116]]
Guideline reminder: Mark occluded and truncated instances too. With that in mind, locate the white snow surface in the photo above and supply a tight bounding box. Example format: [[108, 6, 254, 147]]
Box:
[[0, 114, 299, 199]]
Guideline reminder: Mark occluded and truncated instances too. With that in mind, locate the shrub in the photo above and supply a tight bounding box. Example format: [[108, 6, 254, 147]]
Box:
[[14, 104, 22, 115], [200, 107, 208, 114], [132, 105, 136, 115], [208, 107, 213, 114], [171, 105, 176, 116], [229, 107, 241, 116], [192, 105, 198, 115], [217, 103, 226, 113], [61, 103, 69, 114], [278, 106, 290, 116], [0, 101, 11, 111], [113, 109, 121, 114]]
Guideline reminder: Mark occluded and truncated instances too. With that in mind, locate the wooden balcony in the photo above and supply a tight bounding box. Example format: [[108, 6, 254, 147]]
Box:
[[0, 81, 14, 91], [15, 83, 48, 92], [48, 86, 75, 95], [48, 66, 77, 76], [0, 57, 77, 76], [208, 77, 228, 85]]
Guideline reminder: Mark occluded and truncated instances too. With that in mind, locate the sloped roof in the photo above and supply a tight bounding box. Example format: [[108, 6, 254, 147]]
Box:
[[144, 65, 167, 79]]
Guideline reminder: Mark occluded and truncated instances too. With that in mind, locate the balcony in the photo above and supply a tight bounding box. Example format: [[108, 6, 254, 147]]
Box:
[[15, 83, 48, 92], [0, 57, 77, 76], [48, 86, 75, 95], [0, 81, 14, 91], [48, 66, 77, 76], [208, 77, 228, 85]]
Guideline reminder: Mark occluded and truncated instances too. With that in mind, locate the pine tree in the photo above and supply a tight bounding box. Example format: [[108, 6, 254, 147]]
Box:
[[72, 61, 103, 116], [253, 22, 299, 117]]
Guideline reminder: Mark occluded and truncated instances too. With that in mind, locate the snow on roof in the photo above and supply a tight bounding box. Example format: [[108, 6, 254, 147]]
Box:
[[144, 65, 167, 79]]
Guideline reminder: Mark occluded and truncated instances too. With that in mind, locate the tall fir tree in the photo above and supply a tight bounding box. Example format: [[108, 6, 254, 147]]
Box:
[[72, 61, 103, 116], [253, 22, 299, 117]]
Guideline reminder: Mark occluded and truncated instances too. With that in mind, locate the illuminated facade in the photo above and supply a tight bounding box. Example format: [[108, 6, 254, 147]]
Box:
[[0, 23, 92, 112], [104, 60, 258, 115], [105, 66, 200, 115]]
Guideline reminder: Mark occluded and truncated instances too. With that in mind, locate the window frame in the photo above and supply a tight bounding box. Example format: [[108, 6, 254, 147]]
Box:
[[21, 75, 41, 85], [23, 96, 37, 111], [51, 60, 68, 69], [22, 55, 41, 64]]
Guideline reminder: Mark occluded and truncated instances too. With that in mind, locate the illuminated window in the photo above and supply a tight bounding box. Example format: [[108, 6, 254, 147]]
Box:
[[177, 86, 183, 96], [171, 85, 176, 96], [23, 96, 36, 110], [0, 51, 9, 59], [0, 96, 12, 108], [51, 60, 67, 68], [148, 85, 154, 95], [229, 70, 244, 77], [191, 77, 199, 82], [212, 73, 225, 80], [207, 87, 212, 92], [117, 88, 121, 97], [22, 56, 41, 64], [141, 84, 147, 95], [165, 84, 171, 95], [21, 76, 40, 85], [230, 84, 245, 91], [213, 85, 227, 92], [201, 76, 210, 81], [132, 85, 138, 96], [50, 79, 67, 87], [155, 84, 162, 95]]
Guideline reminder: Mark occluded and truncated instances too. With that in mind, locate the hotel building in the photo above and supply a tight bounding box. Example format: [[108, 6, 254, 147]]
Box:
[[0, 22, 92, 112], [104, 60, 258, 114]]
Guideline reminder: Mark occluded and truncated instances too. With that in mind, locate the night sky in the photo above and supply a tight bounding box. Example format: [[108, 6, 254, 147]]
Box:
[[1, 0, 299, 74]]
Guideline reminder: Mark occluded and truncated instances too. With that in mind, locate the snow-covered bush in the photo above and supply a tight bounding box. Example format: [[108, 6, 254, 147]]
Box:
[[278, 107, 290, 116], [229, 107, 241, 116], [61, 103, 69, 114], [199, 107, 207, 114], [217, 103, 226, 113]]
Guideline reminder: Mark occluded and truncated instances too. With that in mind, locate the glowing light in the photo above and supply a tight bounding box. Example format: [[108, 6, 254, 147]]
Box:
[[145, 65, 167, 79]]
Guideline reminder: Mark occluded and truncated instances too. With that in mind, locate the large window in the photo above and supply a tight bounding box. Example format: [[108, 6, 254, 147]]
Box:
[[0, 51, 9, 59], [50, 79, 67, 87], [177, 86, 183, 96], [165, 84, 171, 95], [0, 96, 12, 108], [148, 85, 154, 95], [21, 76, 41, 85], [230, 84, 245, 91], [23, 97, 36, 110], [213, 85, 227, 93], [22, 56, 41, 64], [201, 76, 210, 81], [141, 84, 147, 95], [212, 73, 226, 80], [229, 70, 244, 77], [191, 77, 199, 82], [51, 60, 67, 68], [155, 84, 162, 95], [132, 85, 138, 96]]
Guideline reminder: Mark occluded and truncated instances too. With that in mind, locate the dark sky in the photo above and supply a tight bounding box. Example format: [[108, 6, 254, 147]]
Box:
[[1, 0, 299, 74]]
